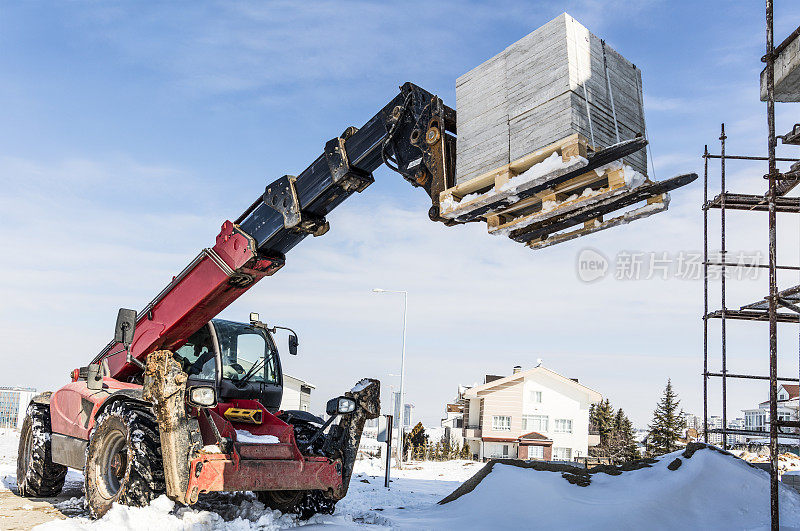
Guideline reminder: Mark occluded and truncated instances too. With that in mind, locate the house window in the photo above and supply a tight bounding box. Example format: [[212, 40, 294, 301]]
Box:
[[522, 415, 548, 432], [528, 445, 544, 459], [492, 416, 511, 431], [530, 390, 542, 403], [554, 419, 573, 433], [553, 447, 572, 460]]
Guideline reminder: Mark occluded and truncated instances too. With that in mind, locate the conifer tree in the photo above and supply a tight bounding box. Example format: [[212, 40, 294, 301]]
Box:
[[647, 379, 685, 456], [611, 408, 638, 461], [589, 398, 616, 456], [460, 441, 471, 459]]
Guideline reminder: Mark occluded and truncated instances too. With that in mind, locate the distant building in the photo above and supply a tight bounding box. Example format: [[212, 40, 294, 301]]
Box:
[[742, 384, 799, 443], [279, 374, 314, 412], [453, 365, 601, 462], [390, 391, 413, 430], [727, 417, 745, 445], [441, 386, 468, 446], [0, 387, 37, 429], [392, 391, 401, 422], [403, 403, 414, 427], [682, 412, 701, 432], [707, 415, 723, 445]]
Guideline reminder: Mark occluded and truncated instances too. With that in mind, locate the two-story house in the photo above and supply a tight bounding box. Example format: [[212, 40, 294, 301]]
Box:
[[461, 365, 601, 462], [743, 383, 799, 440]]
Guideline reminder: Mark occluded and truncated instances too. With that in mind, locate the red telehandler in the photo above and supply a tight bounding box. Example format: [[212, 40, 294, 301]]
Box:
[[15, 83, 696, 518]]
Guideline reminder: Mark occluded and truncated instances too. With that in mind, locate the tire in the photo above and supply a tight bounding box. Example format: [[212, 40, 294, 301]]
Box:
[[16, 403, 68, 497], [256, 489, 336, 519], [85, 401, 164, 518]]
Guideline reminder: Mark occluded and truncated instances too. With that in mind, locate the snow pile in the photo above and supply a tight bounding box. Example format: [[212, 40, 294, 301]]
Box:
[[234, 430, 279, 444], [35, 493, 306, 530], [432, 445, 800, 529]]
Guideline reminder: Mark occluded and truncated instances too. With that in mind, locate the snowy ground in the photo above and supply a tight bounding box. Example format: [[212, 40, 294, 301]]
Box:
[[3, 427, 800, 529]]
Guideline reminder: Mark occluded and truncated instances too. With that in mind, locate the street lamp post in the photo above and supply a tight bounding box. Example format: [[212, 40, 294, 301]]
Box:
[[372, 288, 407, 468]]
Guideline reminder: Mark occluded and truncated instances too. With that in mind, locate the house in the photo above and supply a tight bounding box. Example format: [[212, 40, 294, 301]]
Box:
[[743, 384, 799, 441], [459, 365, 602, 462], [441, 385, 469, 445], [280, 374, 314, 412]]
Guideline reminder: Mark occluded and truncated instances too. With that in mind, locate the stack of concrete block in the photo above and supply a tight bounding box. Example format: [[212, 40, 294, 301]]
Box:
[[760, 28, 800, 102], [456, 13, 647, 186]]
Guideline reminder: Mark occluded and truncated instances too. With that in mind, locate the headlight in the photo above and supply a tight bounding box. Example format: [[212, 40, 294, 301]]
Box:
[[326, 396, 357, 415], [189, 386, 217, 407]]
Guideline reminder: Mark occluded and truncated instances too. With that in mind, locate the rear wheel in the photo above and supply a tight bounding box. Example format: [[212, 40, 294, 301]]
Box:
[[85, 401, 164, 518], [16, 403, 67, 497], [256, 490, 335, 519]]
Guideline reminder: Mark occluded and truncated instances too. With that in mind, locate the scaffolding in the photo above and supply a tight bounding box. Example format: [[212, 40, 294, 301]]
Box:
[[702, 2, 800, 527]]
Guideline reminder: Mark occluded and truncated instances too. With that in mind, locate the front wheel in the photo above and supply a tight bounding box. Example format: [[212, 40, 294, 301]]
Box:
[[85, 402, 164, 518], [256, 490, 335, 519]]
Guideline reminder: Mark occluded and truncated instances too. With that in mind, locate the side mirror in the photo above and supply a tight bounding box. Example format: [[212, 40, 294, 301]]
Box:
[[114, 308, 137, 348], [288, 334, 298, 355], [86, 363, 103, 391]]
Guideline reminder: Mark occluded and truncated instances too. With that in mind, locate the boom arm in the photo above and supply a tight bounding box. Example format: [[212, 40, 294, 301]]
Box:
[[94, 82, 456, 379]]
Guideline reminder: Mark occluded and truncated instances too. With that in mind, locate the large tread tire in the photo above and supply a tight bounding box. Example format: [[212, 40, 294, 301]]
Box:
[[256, 489, 336, 519], [16, 403, 68, 497], [85, 401, 165, 518]]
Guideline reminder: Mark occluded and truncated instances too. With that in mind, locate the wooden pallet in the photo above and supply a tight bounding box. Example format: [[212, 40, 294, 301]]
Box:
[[525, 194, 669, 249], [499, 172, 700, 248], [439, 133, 590, 219], [486, 164, 631, 235]]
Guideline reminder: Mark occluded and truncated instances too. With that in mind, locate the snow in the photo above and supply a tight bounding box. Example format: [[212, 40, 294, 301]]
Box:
[[423, 448, 800, 529], [623, 164, 647, 188], [202, 445, 222, 453], [3, 426, 799, 529], [500, 152, 586, 193], [36, 494, 303, 530], [1, 428, 19, 492], [1, 428, 83, 495], [443, 152, 585, 215], [234, 430, 279, 444], [350, 379, 372, 393]]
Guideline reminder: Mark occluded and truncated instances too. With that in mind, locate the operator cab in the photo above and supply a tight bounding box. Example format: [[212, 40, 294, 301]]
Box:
[[173, 318, 285, 411]]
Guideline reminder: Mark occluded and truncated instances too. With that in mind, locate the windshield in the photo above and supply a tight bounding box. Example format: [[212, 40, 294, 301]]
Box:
[[212, 319, 279, 385]]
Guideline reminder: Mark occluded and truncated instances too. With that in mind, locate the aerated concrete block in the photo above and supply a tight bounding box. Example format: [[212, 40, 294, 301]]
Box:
[[761, 30, 800, 102], [456, 13, 647, 185]]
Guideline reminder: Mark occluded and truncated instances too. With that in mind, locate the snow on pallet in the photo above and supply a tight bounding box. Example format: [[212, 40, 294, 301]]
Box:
[[440, 133, 592, 220]]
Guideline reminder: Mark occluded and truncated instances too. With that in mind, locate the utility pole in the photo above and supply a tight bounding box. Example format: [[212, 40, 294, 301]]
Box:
[[373, 288, 408, 468]]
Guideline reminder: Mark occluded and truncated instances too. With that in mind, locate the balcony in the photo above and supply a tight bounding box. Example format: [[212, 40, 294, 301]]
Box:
[[464, 427, 482, 439]]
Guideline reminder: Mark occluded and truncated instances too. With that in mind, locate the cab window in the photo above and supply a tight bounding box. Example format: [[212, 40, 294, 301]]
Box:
[[173, 326, 216, 380]]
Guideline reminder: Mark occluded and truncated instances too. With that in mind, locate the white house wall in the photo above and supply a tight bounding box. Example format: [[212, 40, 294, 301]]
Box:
[[522, 373, 592, 458]]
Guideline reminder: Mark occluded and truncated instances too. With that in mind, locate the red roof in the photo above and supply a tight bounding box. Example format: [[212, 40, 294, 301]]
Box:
[[783, 384, 799, 399], [518, 431, 552, 441]]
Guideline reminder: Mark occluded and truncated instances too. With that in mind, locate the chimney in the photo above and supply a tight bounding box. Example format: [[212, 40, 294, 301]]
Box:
[[513, 365, 522, 374]]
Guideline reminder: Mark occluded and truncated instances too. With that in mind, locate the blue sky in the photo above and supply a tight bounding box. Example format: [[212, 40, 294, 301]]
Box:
[[2, 1, 799, 428]]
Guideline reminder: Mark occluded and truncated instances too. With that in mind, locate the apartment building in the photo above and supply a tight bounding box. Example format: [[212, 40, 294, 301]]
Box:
[[0, 387, 37, 429]]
